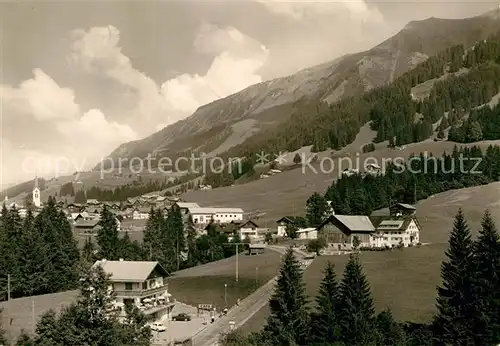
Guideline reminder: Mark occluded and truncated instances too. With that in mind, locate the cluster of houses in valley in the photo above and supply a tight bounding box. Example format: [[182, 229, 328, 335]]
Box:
[[276, 203, 421, 250], [2, 177, 422, 250]]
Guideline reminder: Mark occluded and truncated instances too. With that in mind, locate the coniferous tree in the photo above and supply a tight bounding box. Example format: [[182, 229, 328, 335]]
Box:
[[338, 254, 376, 345], [143, 208, 163, 261], [16, 330, 34, 345], [185, 215, 198, 267], [262, 247, 309, 345], [305, 192, 329, 227], [17, 207, 50, 296], [309, 261, 341, 344], [167, 204, 185, 271], [96, 206, 120, 260], [434, 209, 476, 345], [81, 237, 97, 264], [472, 210, 500, 344], [374, 309, 407, 345], [118, 303, 152, 346]]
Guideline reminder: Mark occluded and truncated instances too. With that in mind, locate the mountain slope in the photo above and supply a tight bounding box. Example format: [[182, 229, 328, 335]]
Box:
[[93, 9, 500, 165]]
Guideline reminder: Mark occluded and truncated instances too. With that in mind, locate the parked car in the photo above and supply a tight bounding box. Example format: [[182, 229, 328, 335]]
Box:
[[172, 313, 192, 321], [149, 322, 167, 332]]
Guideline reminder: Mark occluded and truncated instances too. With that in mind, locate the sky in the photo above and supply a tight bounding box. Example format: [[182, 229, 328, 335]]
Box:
[[0, 0, 496, 187]]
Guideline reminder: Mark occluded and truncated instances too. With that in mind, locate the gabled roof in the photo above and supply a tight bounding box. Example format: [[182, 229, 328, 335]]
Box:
[[390, 203, 416, 211], [93, 260, 168, 282], [232, 220, 260, 229], [276, 216, 307, 225], [333, 215, 375, 231], [74, 219, 100, 228], [176, 202, 200, 209], [134, 207, 151, 213], [318, 215, 374, 232], [370, 215, 421, 231]]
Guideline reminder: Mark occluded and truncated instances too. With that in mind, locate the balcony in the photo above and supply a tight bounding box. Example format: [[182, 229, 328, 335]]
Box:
[[113, 285, 168, 298]]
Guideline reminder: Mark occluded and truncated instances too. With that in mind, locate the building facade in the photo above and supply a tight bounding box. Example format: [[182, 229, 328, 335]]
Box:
[[93, 260, 175, 321]]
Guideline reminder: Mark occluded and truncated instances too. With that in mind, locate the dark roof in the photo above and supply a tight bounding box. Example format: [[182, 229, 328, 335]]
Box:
[[231, 220, 260, 229], [276, 216, 307, 225], [74, 219, 100, 228], [390, 203, 416, 211], [204, 223, 238, 233]]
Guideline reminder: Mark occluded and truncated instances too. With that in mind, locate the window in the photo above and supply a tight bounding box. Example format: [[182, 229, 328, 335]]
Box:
[[125, 282, 133, 290], [142, 282, 147, 290]]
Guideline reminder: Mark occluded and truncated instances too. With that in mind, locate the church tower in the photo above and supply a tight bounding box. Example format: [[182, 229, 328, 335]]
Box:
[[33, 176, 41, 207]]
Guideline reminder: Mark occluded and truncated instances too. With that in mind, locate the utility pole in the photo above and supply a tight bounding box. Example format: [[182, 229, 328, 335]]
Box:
[[32, 299, 35, 333], [7, 274, 10, 301], [223, 242, 247, 282], [414, 181, 417, 205]]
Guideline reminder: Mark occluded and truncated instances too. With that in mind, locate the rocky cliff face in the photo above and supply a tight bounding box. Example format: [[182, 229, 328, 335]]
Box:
[[103, 11, 500, 166]]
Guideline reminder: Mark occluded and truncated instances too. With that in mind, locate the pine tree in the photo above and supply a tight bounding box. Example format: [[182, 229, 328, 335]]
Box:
[[374, 309, 407, 345], [97, 206, 120, 260], [309, 261, 341, 344], [16, 330, 34, 345], [167, 204, 185, 271], [17, 207, 50, 296], [143, 208, 163, 261], [305, 192, 329, 227], [185, 215, 198, 267], [338, 254, 376, 345], [262, 247, 309, 344], [434, 209, 476, 345], [472, 210, 500, 344], [118, 302, 152, 346]]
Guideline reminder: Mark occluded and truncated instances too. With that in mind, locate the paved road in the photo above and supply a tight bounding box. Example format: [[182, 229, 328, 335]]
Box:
[[191, 246, 311, 346]]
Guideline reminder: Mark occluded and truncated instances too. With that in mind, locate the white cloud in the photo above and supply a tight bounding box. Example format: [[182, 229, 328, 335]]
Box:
[[69, 24, 269, 134], [2, 68, 80, 121], [0, 69, 138, 185], [256, 0, 384, 24], [1, 23, 269, 185]]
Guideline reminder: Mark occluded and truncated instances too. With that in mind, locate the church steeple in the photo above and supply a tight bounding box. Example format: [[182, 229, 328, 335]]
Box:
[[32, 176, 41, 208]]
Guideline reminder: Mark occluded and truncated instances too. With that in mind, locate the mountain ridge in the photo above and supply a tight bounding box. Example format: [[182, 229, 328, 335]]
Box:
[[103, 9, 500, 167]]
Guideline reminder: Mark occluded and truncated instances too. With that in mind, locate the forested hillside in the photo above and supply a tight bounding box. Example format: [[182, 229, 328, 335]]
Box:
[[203, 32, 500, 188]]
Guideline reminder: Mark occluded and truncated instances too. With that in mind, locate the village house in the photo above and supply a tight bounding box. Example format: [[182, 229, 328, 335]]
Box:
[[316, 203, 421, 250], [70, 211, 93, 223], [234, 220, 270, 242], [276, 216, 308, 237], [93, 259, 175, 321], [365, 163, 382, 175], [188, 207, 244, 224], [74, 219, 101, 233], [296, 227, 318, 240], [369, 217, 421, 247], [317, 215, 375, 250], [133, 207, 150, 220]]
